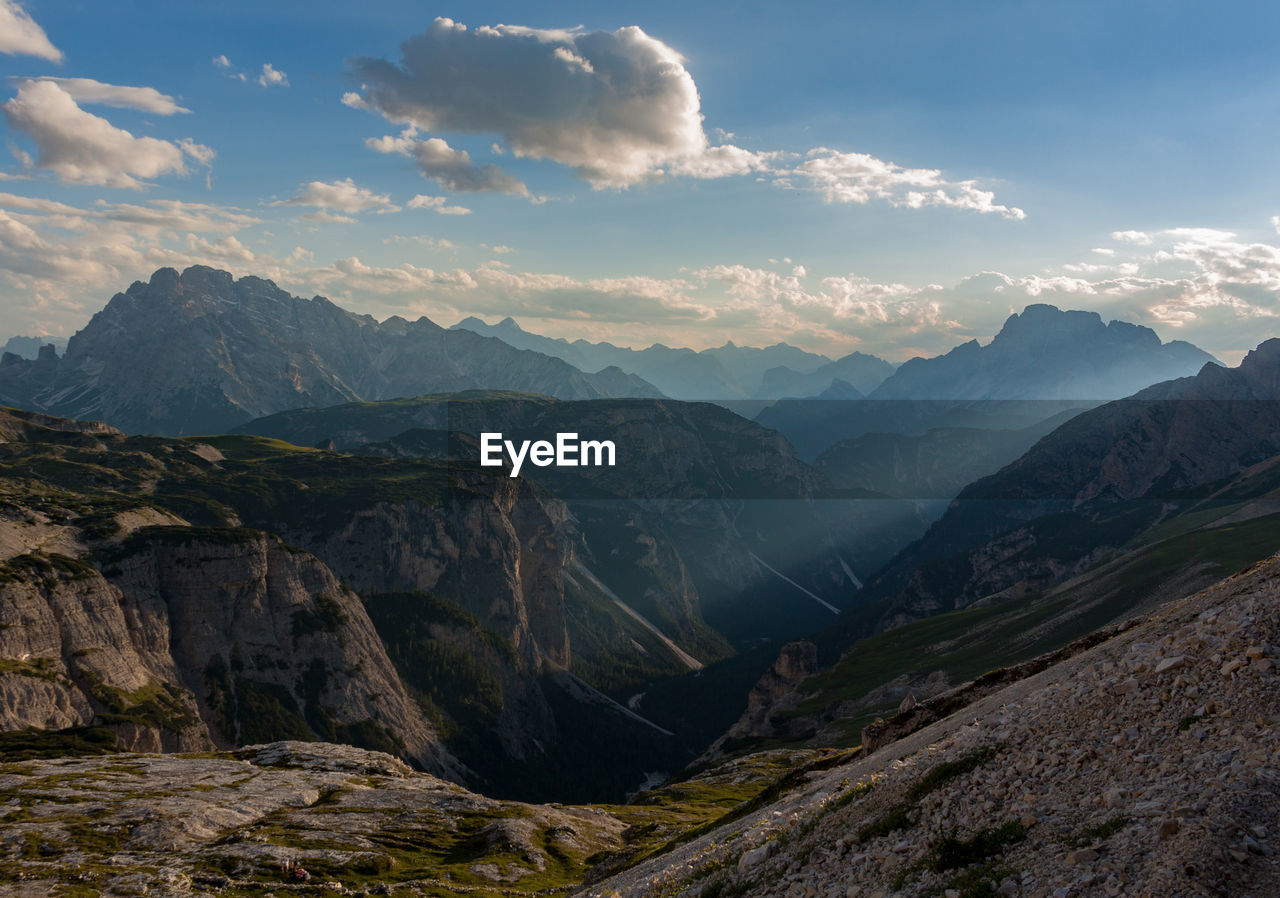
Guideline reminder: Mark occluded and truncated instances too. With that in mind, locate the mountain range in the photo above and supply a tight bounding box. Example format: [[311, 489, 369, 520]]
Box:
[[451, 315, 895, 399], [0, 267, 660, 436]]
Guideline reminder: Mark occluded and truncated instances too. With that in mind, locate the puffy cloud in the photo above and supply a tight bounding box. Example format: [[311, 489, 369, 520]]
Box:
[[2, 80, 212, 188], [349, 18, 708, 188], [776, 149, 1026, 219], [268, 178, 399, 214], [23, 77, 190, 115], [0, 193, 263, 331], [212, 55, 231, 69], [407, 194, 472, 215], [0, 0, 61, 62], [366, 129, 527, 194], [257, 63, 288, 88], [345, 17, 1023, 218]]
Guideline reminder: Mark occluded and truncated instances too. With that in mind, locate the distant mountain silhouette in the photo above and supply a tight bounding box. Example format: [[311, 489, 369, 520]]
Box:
[[0, 267, 660, 435], [869, 304, 1218, 399], [450, 316, 891, 399]]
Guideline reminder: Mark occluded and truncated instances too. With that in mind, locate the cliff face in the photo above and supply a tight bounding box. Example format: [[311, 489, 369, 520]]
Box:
[[0, 405, 695, 799], [0, 533, 456, 776], [296, 479, 572, 669]]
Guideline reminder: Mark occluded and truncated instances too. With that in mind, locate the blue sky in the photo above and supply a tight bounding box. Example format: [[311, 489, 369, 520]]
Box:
[[1, 1, 1279, 362]]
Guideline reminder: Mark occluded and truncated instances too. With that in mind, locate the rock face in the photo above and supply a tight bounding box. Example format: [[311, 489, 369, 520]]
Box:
[[0, 531, 456, 775], [0, 405, 717, 800], [0, 266, 660, 435], [704, 640, 820, 756], [587, 553, 1280, 898], [870, 303, 1217, 399]]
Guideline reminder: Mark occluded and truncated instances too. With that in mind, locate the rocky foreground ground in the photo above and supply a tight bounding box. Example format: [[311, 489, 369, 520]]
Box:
[[588, 554, 1280, 898], [0, 555, 1278, 896]]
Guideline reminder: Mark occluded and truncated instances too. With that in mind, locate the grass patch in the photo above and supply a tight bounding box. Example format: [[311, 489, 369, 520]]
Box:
[[1065, 815, 1128, 848], [859, 746, 999, 844]]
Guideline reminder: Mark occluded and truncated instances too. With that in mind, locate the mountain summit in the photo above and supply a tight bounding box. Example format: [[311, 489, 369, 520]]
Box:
[[0, 266, 659, 435], [870, 304, 1218, 399]]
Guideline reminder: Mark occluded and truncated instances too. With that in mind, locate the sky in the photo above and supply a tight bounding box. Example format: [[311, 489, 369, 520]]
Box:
[[1, 1, 1279, 363]]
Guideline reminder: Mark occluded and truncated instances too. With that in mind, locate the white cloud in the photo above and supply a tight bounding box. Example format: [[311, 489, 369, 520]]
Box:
[[213, 55, 248, 82], [1273, 215, 1280, 235], [0, 0, 62, 62], [268, 178, 399, 214], [0, 193, 263, 332], [2, 80, 212, 188], [300, 210, 356, 224], [1112, 230, 1154, 245], [257, 63, 288, 88], [344, 17, 1023, 218], [21, 77, 190, 115], [366, 129, 527, 195], [777, 149, 1026, 219], [407, 193, 472, 215], [349, 18, 709, 188]]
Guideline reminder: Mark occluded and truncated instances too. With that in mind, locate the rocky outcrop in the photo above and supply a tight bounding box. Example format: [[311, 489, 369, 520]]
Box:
[[0, 266, 660, 435], [0, 740, 628, 895], [704, 640, 820, 757], [0, 529, 458, 776]]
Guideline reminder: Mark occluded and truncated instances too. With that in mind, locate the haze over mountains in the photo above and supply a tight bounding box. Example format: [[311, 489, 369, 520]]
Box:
[[0, 267, 660, 436], [0, 266, 1222, 442], [450, 314, 898, 399]]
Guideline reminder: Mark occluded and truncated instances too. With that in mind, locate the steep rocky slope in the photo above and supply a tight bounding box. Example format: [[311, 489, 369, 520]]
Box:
[[588, 552, 1280, 898], [0, 266, 659, 436]]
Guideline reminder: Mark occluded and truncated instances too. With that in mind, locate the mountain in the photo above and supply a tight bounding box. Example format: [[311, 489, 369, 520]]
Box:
[[0, 266, 660, 436], [451, 316, 888, 399], [0, 548, 1275, 895], [844, 338, 1280, 637], [756, 350, 896, 399], [814, 409, 1084, 499], [870, 303, 1218, 400], [0, 406, 706, 800], [452, 316, 748, 399], [0, 335, 67, 360], [703, 340, 835, 394], [236, 394, 932, 649], [755, 304, 1216, 461], [694, 338, 1280, 764]]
